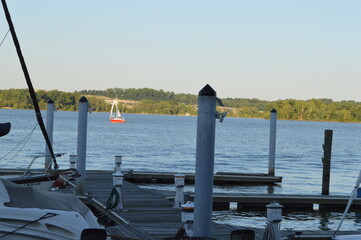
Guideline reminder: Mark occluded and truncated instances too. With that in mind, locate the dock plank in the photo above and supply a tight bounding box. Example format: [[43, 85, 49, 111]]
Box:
[[84, 170, 361, 240], [124, 171, 282, 184], [85, 170, 235, 239]]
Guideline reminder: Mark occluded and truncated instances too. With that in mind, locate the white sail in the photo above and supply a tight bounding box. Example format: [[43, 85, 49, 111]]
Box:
[[109, 99, 126, 122]]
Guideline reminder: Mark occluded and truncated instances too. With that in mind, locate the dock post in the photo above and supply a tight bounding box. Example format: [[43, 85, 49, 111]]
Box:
[[45, 99, 54, 173], [193, 84, 217, 238], [268, 108, 277, 176], [322, 129, 333, 195], [174, 173, 185, 208], [69, 155, 77, 169], [113, 171, 124, 210], [181, 201, 194, 237], [265, 202, 283, 240], [76, 96, 88, 195], [114, 155, 122, 173]]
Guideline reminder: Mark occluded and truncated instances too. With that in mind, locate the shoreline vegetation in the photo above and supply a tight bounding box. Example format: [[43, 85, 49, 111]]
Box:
[[1, 88, 361, 123]]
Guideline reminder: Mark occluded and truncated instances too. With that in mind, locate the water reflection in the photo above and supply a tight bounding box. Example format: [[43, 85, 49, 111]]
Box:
[[138, 183, 361, 231], [319, 211, 331, 231], [213, 209, 361, 231]]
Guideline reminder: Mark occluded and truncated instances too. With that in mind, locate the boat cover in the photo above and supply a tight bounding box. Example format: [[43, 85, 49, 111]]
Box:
[[1, 179, 89, 216], [0, 122, 11, 137]]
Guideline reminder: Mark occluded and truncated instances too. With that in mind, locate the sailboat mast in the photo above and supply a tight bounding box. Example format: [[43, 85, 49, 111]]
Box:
[[1, 0, 58, 169], [110, 100, 115, 119]]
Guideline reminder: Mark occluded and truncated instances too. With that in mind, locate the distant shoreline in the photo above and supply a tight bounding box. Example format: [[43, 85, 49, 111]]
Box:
[[2, 107, 360, 124]]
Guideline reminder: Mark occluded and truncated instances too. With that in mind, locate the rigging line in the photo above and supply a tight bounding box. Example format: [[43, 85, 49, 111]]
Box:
[[0, 213, 57, 239], [1, 0, 58, 169], [0, 123, 38, 168], [0, 29, 9, 47], [0, 123, 38, 161]]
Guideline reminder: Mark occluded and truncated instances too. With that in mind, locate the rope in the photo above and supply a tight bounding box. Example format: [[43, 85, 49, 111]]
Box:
[[0, 212, 57, 238], [262, 222, 279, 240], [105, 187, 121, 212], [0, 123, 38, 167], [0, 29, 9, 48]]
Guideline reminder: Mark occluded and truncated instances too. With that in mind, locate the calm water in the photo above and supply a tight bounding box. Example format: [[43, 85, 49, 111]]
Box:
[[1, 108, 361, 231]]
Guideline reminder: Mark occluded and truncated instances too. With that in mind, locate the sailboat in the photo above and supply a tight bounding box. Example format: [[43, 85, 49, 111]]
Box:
[[109, 99, 126, 123]]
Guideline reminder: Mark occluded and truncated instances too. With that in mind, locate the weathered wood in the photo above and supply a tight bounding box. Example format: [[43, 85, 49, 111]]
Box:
[[185, 193, 361, 210], [83, 170, 361, 240], [124, 171, 282, 184], [84, 170, 235, 239], [322, 130, 333, 195]]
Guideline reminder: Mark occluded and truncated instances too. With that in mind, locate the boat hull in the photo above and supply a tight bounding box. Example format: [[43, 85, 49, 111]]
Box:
[[110, 118, 126, 123], [0, 207, 99, 240]]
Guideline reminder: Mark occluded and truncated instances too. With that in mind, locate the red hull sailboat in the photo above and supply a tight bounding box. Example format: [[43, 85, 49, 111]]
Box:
[[110, 99, 126, 123]]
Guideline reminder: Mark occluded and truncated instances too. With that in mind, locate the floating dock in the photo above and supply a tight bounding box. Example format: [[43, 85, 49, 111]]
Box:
[[2, 169, 361, 239], [184, 193, 361, 211], [83, 170, 361, 240], [124, 171, 282, 185], [84, 170, 236, 240]]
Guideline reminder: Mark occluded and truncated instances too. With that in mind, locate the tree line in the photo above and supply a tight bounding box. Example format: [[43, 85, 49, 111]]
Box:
[[1, 88, 361, 122]]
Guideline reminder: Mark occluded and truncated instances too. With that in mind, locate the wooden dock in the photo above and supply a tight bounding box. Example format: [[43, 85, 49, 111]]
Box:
[[84, 170, 238, 240], [124, 171, 282, 184], [187, 193, 361, 211], [83, 170, 361, 240]]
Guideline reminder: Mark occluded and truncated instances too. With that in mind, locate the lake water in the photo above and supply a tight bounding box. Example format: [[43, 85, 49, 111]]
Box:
[[1, 108, 361, 231]]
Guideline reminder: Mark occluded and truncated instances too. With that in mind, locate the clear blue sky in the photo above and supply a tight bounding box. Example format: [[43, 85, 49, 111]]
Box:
[[0, 1, 360, 101]]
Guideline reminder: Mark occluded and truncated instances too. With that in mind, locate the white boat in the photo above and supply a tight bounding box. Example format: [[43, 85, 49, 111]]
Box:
[[0, 179, 102, 240], [109, 99, 126, 123], [0, 123, 102, 239]]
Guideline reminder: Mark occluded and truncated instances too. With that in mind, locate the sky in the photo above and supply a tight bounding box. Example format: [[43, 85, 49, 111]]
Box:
[[0, 1, 360, 101]]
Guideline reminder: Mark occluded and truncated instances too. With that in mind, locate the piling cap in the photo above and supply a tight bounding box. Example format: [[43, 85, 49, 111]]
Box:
[[175, 173, 185, 178], [198, 84, 216, 97], [266, 201, 283, 208], [271, 108, 277, 113], [47, 99, 54, 104], [181, 201, 194, 210], [79, 96, 88, 102], [112, 171, 124, 177]]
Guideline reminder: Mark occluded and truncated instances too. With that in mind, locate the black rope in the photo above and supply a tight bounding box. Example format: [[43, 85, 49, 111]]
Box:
[[0, 213, 57, 238], [105, 187, 121, 212], [1, 0, 58, 169]]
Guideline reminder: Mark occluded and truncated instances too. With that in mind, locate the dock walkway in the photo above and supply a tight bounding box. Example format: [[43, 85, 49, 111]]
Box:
[[85, 170, 238, 239], [84, 170, 361, 240]]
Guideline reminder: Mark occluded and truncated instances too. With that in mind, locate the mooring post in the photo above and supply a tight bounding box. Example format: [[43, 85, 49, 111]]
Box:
[[76, 96, 89, 195], [114, 155, 122, 173], [113, 171, 124, 210], [268, 108, 277, 176], [44, 99, 54, 173], [181, 201, 194, 237], [193, 84, 217, 238], [265, 202, 283, 240], [174, 173, 185, 208], [322, 129, 333, 195], [69, 155, 77, 169]]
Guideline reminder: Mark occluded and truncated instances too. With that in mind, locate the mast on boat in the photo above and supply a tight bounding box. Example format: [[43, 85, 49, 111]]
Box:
[[109, 99, 126, 123], [2, 0, 58, 169]]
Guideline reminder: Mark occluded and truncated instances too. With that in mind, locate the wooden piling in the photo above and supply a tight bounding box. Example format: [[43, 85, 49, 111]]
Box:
[[194, 84, 217, 238], [322, 130, 333, 196], [268, 109, 277, 176], [76, 96, 89, 195]]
